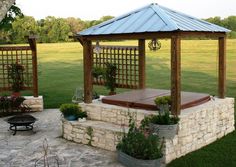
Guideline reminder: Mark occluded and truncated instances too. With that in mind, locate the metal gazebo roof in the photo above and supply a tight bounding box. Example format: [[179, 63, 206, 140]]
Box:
[[78, 3, 230, 36]]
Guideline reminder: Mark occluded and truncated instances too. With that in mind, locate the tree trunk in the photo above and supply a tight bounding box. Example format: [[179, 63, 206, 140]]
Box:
[[0, 0, 16, 22]]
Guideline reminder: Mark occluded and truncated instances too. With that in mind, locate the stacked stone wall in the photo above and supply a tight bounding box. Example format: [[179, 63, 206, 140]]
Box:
[[62, 97, 235, 164]]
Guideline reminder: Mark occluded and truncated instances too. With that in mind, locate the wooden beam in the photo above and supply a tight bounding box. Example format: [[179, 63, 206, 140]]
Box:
[[83, 39, 93, 103], [138, 39, 145, 89], [76, 31, 226, 41], [218, 37, 226, 98], [28, 37, 38, 97], [178, 31, 226, 39], [171, 36, 181, 116]]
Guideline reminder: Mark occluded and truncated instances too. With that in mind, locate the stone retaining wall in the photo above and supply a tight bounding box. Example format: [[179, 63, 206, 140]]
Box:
[[62, 119, 128, 151], [23, 96, 44, 112], [62, 97, 235, 164], [80, 101, 156, 126], [164, 97, 235, 163]]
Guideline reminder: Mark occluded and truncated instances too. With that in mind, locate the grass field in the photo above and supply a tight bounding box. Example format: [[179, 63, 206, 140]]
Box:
[[36, 39, 236, 109], [3, 39, 236, 166]]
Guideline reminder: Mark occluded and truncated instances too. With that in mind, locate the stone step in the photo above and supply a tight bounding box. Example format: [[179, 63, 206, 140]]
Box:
[[80, 100, 156, 126], [62, 119, 129, 151]]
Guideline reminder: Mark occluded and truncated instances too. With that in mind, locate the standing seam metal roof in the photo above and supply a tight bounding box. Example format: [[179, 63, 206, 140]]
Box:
[[78, 3, 230, 36]]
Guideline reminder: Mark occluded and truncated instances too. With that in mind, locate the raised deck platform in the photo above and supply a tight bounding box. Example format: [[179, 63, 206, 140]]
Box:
[[102, 89, 211, 110]]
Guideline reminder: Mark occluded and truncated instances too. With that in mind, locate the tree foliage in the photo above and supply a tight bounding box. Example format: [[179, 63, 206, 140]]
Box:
[[0, 3, 23, 31], [38, 16, 70, 43], [205, 16, 236, 38], [1, 13, 236, 44], [11, 16, 38, 43]]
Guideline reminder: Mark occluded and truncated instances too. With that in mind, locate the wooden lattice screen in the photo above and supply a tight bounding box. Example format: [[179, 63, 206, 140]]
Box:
[[0, 37, 38, 97], [92, 45, 140, 89]]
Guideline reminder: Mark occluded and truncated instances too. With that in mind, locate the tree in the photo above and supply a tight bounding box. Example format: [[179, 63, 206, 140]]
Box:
[[224, 16, 236, 31], [66, 17, 86, 35], [11, 16, 38, 43], [0, 3, 23, 30], [100, 15, 114, 22], [39, 16, 70, 43], [85, 15, 114, 28], [205, 17, 225, 27], [0, 0, 16, 22], [205, 16, 236, 39]]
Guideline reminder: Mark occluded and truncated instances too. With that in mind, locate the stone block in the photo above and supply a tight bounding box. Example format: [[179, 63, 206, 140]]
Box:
[[62, 97, 235, 164]]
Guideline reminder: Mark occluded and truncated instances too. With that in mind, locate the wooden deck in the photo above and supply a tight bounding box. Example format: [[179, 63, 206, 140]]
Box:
[[102, 88, 211, 110]]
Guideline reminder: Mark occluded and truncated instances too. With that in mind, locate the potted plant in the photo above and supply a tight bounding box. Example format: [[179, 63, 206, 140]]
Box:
[[143, 96, 179, 139], [117, 117, 163, 167], [92, 66, 105, 83], [104, 63, 117, 95], [7, 63, 25, 97], [60, 103, 87, 121]]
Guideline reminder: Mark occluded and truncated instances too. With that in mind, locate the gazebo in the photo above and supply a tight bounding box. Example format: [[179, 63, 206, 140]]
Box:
[[62, 3, 234, 163], [76, 3, 230, 115]]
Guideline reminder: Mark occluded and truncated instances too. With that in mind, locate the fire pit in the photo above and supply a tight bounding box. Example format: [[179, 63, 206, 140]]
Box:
[[6, 115, 38, 135]]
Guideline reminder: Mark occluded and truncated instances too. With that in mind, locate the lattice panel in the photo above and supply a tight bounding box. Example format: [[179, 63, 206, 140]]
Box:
[[93, 45, 139, 89], [0, 46, 33, 91]]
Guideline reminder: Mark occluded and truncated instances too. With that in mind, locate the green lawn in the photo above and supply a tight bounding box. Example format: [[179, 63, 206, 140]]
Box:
[[36, 39, 236, 109], [7, 39, 236, 166]]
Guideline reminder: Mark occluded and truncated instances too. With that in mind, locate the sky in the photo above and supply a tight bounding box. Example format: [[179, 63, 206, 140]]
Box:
[[16, 0, 236, 20]]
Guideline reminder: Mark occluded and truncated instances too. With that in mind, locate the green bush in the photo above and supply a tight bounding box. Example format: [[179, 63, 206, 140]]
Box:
[[92, 66, 105, 79], [60, 103, 87, 118], [151, 96, 179, 125], [104, 63, 117, 93], [148, 112, 179, 125], [117, 117, 163, 160], [154, 96, 171, 106]]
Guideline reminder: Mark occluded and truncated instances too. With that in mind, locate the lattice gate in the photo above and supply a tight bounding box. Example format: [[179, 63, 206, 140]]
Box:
[[92, 45, 141, 89]]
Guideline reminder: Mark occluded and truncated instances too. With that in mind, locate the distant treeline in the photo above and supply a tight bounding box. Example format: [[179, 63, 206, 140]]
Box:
[[0, 15, 114, 44], [0, 15, 236, 44], [204, 16, 236, 38]]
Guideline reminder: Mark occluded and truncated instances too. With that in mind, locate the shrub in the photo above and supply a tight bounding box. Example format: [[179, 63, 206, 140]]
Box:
[[60, 103, 87, 119], [7, 63, 25, 92], [150, 96, 179, 125], [92, 66, 105, 79], [148, 112, 179, 125], [104, 63, 117, 93], [117, 116, 163, 160], [0, 96, 26, 113], [154, 96, 171, 106]]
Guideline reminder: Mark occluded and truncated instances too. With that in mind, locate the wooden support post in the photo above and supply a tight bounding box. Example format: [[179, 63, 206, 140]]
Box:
[[138, 39, 145, 89], [83, 39, 93, 103], [171, 36, 181, 116], [218, 36, 226, 98], [28, 37, 38, 97]]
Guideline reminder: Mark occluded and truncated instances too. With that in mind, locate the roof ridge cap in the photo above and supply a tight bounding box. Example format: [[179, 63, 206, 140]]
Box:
[[150, 4, 179, 30]]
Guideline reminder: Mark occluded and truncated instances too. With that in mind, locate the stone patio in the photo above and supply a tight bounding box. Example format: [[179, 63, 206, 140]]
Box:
[[0, 109, 123, 167]]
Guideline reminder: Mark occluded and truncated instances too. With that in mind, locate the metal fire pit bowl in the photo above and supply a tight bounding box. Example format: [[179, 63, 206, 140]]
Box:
[[6, 115, 38, 135]]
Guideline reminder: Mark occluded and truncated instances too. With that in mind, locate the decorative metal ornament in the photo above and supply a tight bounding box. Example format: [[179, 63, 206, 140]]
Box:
[[148, 39, 161, 51]]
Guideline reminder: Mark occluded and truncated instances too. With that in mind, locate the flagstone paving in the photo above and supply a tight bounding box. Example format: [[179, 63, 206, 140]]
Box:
[[0, 109, 123, 167]]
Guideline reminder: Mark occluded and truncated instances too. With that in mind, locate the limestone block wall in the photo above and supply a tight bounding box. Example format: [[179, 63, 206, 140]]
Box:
[[62, 119, 128, 151], [62, 97, 235, 164], [164, 98, 235, 163], [80, 101, 156, 126], [23, 96, 44, 112]]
